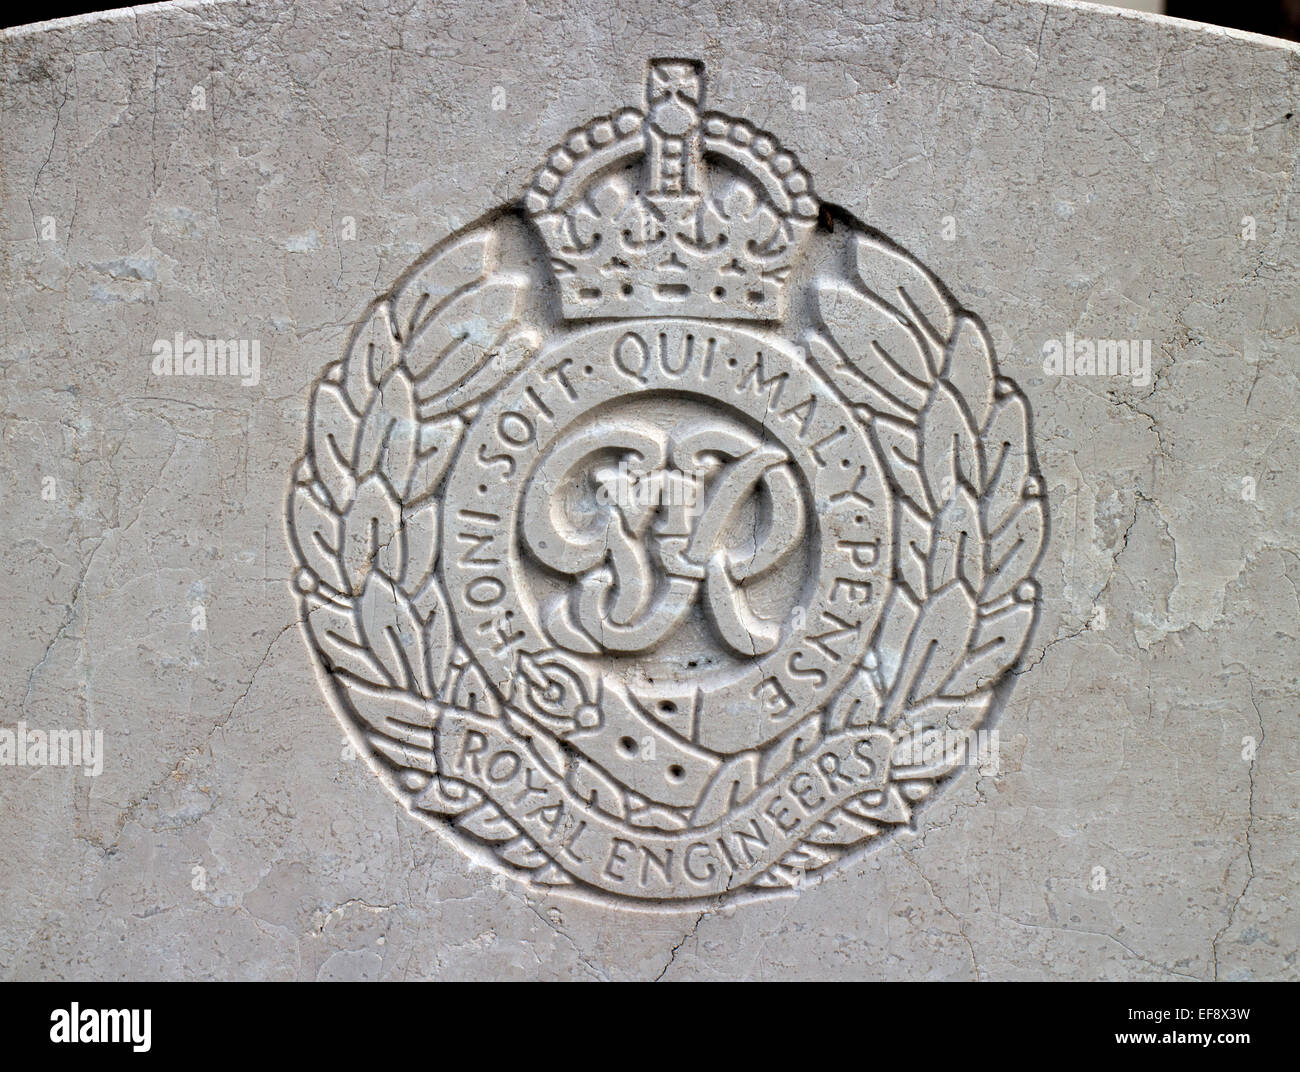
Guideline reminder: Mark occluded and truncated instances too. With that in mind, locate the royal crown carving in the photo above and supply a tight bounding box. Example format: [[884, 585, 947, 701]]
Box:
[[523, 60, 819, 321]]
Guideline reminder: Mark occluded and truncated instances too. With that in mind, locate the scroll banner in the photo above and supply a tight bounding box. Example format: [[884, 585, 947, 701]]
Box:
[[432, 710, 893, 899]]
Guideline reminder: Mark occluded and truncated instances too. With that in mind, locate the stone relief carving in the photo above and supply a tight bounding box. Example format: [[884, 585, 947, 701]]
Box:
[[287, 60, 1046, 907]]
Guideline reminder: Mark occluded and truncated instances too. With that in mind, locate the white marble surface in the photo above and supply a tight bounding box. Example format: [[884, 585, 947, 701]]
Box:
[[0, 0, 1296, 979]]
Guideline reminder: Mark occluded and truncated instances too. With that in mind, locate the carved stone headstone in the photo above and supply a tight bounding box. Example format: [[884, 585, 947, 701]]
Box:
[[1, 0, 1294, 978]]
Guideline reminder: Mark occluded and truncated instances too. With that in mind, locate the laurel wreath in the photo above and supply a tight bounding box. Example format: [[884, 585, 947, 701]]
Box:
[[289, 224, 1044, 898], [738, 234, 1046, 888]]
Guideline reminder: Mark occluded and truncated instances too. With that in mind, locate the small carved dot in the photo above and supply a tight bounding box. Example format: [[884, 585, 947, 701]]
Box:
[[667, 765, 686, 783], [617, 736, 638, 757]]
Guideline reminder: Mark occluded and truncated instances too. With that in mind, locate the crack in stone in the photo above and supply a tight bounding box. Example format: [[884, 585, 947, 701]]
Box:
[[1211, 675, 1263, 981], [900, 850, 980, 979], [655, 907, 707, 981]]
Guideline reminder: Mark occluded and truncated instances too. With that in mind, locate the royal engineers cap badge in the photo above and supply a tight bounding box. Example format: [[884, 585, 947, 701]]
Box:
[[288, 60, 1045, 907]]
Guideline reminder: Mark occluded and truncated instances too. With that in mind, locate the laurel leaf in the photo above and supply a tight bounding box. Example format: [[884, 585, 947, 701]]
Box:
[[309, 383, 358, 510], [449, 660, 500, 718], [689, 751, 760, 826], [942, 600, 1035, 696], [531, 863, 576, 886], [341, 301, 398, 414], [875, 583, 920, 692], [852, 233, 954, 356], [928, 481, 983, 594], [289, 482, 349, 593], [392, 229, 495, 344], [369, 733, 438, 774], [497, 835, 549, 869], [628, 805, 690, 831], [412, 775, 482, 816], [896, 496, 931, 601], [815, 282, 931, 401], [383, 391, 417, 494], [981, 385, 1034, 534], [778, 845, 836, 871], [884, 581, 978, 720], [803, 335, 915, 422], [890, 727, 966, 780], [306, 597, 394, 688], [806, 809, 876, 846], [400, 498, 440, 597], [358, 571, 429, 696], [896, 693, 992, 735], [918, 381, 982, 506], [872, 415, 932, 515], [942, 315, 996, 433], [821, 669, 883, 734], [981, 496, 1046, 603], [758, 712, 822, 783], [342, 682, 437, 750], [352, 367, 417, 497], [456, 801, 519, 842], [420, 586, 454, 697], [567, 757, 628, 821], [420, 328, 542, 419], [407, 416, 465, 506], [843, 785, 911, 825], [405, 275, 527, 394], [342, 473, 405, 594]]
